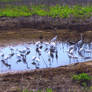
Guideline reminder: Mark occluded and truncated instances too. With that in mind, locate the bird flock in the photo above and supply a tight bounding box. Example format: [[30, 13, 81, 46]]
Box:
[[67, 34, 92, 61], [0, 34, 92, 72]]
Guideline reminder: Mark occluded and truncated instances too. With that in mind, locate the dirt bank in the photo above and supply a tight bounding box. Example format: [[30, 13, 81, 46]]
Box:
[[0, 0, 92, 6], [0, 61, 92, 92], [0, 28, 92, 46], [0, 16, 92, 32]]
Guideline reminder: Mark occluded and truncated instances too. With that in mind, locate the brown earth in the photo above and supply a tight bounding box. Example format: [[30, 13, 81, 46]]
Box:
[[0, 0, 92, 7], [0, 16, 92, 32], [0, 61, 92, 92], [0, 28, 92, 45]]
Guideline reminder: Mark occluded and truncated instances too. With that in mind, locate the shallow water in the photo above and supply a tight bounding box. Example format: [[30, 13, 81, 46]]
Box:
[[0, 40, 92, 73]]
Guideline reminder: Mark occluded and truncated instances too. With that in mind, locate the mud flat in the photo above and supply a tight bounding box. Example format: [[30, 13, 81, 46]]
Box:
[[0, 16, 92, 32], [0, 61, 92, 92]]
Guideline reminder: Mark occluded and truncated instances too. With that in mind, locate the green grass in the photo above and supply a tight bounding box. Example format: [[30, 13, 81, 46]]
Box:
[[72, 73, 92, 87], [23, 88, 53, 92], [0, 5, 92, 18]]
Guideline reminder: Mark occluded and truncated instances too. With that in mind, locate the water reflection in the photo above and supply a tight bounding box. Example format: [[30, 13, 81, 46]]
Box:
[[0, 37, 92, 73]]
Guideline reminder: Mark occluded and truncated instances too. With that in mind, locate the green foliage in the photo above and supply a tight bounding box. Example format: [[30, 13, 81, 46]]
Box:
[[22, 88, 53, 92], [72, 73, 91, 87], [0, 5, 92, 18], [46, 88, 52, 92], [0, 6, 32, 17], [72, 73, 91, 81], [31, 5, 47, 16]]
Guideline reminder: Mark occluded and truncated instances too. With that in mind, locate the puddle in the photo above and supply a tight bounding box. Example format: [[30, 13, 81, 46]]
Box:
[[0, 38, 92, 73]]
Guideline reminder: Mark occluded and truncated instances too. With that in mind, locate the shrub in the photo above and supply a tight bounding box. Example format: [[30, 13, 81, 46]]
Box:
[[72, 73, 91, 87]]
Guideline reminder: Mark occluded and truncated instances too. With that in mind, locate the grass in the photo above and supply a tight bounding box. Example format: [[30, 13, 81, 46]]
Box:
[[23, 88, 53, 92], [0, 5, 92, 18], [72, 73, 92, 87]]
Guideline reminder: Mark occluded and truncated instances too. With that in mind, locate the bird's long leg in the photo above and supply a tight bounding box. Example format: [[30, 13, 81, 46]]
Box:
[[40, 55, 48, 68]]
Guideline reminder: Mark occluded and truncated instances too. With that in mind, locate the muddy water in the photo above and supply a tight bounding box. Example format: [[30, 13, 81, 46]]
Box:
[[0, 28, 92, 73], [0, 40, 92, 73]]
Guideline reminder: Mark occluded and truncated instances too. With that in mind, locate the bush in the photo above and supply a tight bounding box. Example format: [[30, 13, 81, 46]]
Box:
[[72, 73, 91, 87]]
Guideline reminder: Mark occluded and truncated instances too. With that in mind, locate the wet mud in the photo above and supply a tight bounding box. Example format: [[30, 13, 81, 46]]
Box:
[[0, 16, 92, 32], [0, 61, 92, 92], [0, 28, 92, 44]]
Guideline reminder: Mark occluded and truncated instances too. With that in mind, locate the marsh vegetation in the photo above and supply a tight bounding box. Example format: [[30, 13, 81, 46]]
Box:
[[0, 5, 92, 17]]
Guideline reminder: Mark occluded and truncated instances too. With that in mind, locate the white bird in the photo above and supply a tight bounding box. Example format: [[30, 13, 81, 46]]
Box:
[[78, 47, 85, 53], [85, 49, 92, 53], [25, 47, 31, 55], [1, 59, 11, 69], [4, 55, 10, 60], [17, 47, 28, 55], [0, 54, 10, 60], [44, 42, 49, 46], [68, 53, 78, 59], [50, 42, 56, 47], [0, 53, 4, 58], [10, 46, 14, 50], [47, 51, 50, 56], [51, 35, 57, 42], [35, 58, 40, 62], [76, 34, 83, 48], [32, 56, 40, 62], [78, 47, 85, 57], [35, 41, 40, 46], [69, 45, 75, 50], [16, 53, 22, 60], [68, 45, 75, 54], [69, 48, 74, 54]]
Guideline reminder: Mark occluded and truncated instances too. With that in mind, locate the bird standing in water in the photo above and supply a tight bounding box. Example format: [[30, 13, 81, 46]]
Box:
[[77, 33, 84, 48]]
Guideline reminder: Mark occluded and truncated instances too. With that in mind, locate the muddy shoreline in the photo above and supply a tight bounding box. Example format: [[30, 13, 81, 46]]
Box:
[[0, 61, 92, 92], [0, 16, 92, 31], [0, 0, 92, 6]]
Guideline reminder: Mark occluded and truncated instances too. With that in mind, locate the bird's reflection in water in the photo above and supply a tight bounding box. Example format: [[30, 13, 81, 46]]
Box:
[[0, 35, 92, 73]]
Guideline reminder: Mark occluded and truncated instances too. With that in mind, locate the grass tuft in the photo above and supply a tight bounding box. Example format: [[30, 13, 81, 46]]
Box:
[[72, 73, 92, 87]]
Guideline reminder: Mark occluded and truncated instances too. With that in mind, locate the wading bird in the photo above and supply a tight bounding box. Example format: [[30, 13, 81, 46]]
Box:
[[51, 35, 57, 42], [1, 59, 11, 69], [76, 34, 84, 48]]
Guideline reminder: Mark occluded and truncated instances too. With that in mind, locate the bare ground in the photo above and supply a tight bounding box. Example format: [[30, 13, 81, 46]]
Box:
[[0, 16, 92, 32], [0, 61, 92, 92], [0, 28, 92, 44]]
